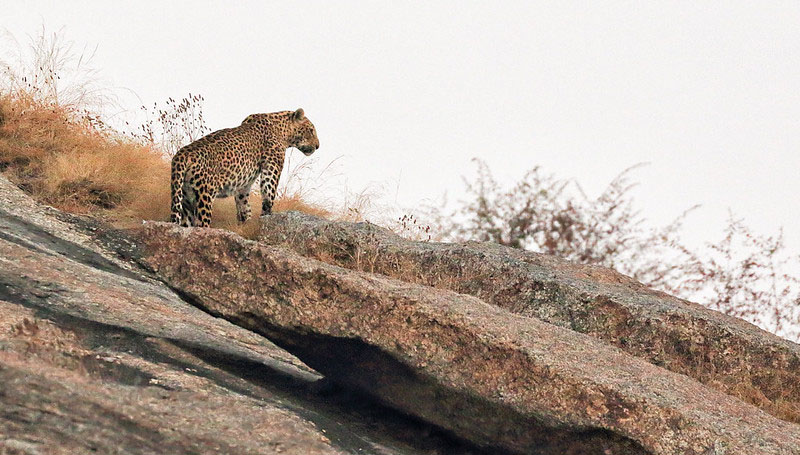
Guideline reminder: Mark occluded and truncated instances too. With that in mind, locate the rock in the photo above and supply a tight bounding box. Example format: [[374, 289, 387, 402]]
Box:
[[0, 175, 485, 455], [131, 221, 800, 455], [259, 211, 800, 424], [4, 169, 799, 455]]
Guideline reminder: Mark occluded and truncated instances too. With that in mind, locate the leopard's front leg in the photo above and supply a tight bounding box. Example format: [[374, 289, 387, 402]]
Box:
[[259, 156, 283, 215]]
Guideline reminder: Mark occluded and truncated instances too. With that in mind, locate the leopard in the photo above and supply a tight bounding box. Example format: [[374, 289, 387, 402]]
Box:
[[170, 108, 319, 227]]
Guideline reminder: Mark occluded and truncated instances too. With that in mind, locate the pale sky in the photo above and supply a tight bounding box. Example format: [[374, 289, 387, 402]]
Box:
[[4, 1, 799, 253]]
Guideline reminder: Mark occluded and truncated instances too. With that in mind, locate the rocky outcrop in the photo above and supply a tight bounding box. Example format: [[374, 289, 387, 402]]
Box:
[[0, 175, 484, 455], [4, 169, 800, 455], [131, 222, 800, 455], [260, 212, 800, 424]]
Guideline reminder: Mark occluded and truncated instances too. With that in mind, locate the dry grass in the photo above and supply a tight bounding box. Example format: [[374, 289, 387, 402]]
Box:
[[209, 192, 333, 240], [0, 93, 170, 220], [0, 27, 349, 234], [0, 93, 338, 236], [725, 379, 800, 424], [773, 400, 800, 424]]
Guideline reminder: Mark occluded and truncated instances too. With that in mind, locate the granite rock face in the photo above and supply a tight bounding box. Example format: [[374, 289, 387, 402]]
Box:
[[3, 169, 799, 455], [260, 211, 800, 424], [131, 221, 800, 455], [0, 176, 484, 455]]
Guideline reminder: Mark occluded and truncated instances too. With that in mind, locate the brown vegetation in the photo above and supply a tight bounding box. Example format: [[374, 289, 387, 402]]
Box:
[[427, 159, 800, 341], [0, 91, 342, 239], [0, 93, 171, 220], [0, 28, 359, 239]]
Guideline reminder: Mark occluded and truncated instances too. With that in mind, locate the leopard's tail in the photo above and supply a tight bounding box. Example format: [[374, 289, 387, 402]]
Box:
[[170, 154, 189, 225]]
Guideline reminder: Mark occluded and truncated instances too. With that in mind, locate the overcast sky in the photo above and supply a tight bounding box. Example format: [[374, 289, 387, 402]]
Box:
[[4, 1, 799, 253]]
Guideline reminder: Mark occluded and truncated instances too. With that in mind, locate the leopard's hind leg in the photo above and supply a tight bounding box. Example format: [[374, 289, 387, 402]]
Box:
[[180, 194, 196, 227], [180, 168, 205, 227], [170, 154, 189, 224], [235, 189, 252, 224], [194, 184, 214, 228]]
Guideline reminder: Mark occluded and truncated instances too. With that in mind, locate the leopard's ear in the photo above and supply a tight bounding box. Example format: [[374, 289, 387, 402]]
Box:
[[292, 108, 305, 121]]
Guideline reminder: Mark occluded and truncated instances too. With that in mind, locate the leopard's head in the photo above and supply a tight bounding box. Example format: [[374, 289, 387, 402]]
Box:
[[288, 108, 319, 156]]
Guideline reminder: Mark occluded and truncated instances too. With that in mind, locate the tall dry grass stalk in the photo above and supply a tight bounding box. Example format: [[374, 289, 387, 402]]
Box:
[[1, 26, 118, 117], [131, 93, 210, 158]]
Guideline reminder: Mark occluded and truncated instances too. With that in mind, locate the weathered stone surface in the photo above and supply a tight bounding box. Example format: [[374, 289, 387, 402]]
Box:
[[0, 176, 485, 455], [5, 168, 800, 455], [260, 212, 800, 423], [132, 222, 800, 455]]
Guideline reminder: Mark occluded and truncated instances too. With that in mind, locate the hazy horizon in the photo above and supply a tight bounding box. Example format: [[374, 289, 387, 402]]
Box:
[[4, 1, 799, 255]]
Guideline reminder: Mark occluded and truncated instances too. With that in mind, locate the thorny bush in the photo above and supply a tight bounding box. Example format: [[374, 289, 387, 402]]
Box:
[[428, 159, 800, 341]]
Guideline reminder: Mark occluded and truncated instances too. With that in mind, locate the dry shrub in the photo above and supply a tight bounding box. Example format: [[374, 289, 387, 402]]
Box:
[[429, 159, 800, 341], [273, 192, 333, 219], [391, 214, 432, 241], [273, 151, 382, 224], [0, 93, 171, 220], [670, 217, 800, 340], [0, 28, 171, 222]]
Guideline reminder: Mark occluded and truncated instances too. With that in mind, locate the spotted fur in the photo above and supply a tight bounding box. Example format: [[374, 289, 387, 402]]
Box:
[[170, 108, 319, 227]]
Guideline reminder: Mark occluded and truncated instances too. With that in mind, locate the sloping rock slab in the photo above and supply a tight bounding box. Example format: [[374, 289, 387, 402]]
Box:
[[260, 212, 800, 423], [132, 222, 800, 455], [0, 175, 487, 455]]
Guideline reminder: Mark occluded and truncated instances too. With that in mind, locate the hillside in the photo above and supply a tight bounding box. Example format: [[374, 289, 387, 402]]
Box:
[[1, 80, 799, 455], [1, 173, 799, 455], [0, 174, 482, 455]]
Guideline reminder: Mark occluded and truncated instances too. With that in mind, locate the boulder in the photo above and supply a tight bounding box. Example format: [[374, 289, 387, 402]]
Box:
[[0, 175, 481, 455], [131, 221, 800, 455], [260, 212, 800, 424]]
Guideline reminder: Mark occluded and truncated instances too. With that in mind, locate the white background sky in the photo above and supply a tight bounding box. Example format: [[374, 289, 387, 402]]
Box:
[[4, 1, 799, 254]]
